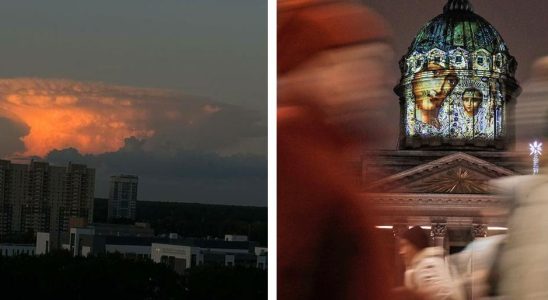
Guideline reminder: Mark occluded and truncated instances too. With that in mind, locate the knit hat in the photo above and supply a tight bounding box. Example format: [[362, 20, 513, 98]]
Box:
[[278, 0, 390, 75], [401, 226, 430, 250]]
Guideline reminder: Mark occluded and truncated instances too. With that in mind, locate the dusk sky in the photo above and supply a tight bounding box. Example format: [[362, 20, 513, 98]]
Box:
[[0, 0, 267, 206]]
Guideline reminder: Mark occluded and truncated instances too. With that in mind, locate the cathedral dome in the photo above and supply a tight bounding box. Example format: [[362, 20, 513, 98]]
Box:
[[395, 0, 520, 150], [400, 0, 517, 78]]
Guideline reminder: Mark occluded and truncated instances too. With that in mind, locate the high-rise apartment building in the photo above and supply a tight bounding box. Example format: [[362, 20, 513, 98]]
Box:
[[108, 175, 138, 220], [0, 160, 94, 246]]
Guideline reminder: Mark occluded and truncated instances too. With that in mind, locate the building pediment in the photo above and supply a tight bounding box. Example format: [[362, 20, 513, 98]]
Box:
[[366, 152, 516, 194]]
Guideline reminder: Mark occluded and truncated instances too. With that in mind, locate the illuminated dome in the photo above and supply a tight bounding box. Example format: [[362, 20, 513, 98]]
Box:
[[395, 0, 520, 150]]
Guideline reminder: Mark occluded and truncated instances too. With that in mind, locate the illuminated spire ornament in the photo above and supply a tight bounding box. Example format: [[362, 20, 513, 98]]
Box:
[[529, 140, 543, 175], [444, 0, 473, 13]]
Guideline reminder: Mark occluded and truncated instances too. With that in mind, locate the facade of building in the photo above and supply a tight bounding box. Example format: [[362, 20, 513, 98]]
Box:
[[224, 234, 248, 242], [108, 175, 138, 221], [255, 247, 268, 270], [0, 243, 35, 256], [36, 224, 267, 272], [36, 232, 51, 255], [363, 0, 529, 259], [151, 239, 260, 274], [52, 222, 155, 256], [0, 160, 94, 247]]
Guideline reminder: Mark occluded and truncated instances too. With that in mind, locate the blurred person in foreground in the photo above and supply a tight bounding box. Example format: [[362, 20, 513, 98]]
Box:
[[398, 226, 464, 300], [445, 58, 548, 299], [483, 57, 548, 299], [448, 233, 507, 299], [489, 145, 548, 298], [278, 0, 416, 299]]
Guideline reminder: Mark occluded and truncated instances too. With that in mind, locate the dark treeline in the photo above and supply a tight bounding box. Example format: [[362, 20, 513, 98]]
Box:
[[93, 199, 268, 246], [0, 251, 267, 299], [137, 201, 268, 246]]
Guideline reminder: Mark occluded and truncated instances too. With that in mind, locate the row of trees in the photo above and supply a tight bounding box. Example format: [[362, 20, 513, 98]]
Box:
[[93, 199, 267, 245], [140, 201, 267, 245]]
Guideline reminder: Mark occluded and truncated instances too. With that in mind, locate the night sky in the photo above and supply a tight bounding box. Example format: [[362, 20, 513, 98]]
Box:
[[365, 0, 548, 82], [0, 0, 266, 206]]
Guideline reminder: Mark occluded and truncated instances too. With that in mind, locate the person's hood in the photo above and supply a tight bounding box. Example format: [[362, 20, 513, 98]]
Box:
[[410, 246, 445, 267]]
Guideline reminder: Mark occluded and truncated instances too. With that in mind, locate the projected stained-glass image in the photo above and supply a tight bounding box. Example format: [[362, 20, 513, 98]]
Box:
[[404, 53, 505, 140], [411, 62, 458, 130], [396, 4, 518, 147]]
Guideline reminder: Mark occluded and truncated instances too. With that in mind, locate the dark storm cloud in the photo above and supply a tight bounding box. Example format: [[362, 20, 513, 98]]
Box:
[[0, 115, 29, 157], [45, 138, 267, 206], [0, 0, 266, 111]]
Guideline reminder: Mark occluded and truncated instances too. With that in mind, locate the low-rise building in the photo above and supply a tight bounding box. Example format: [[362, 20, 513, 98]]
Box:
[[0, 243, 35, 256], [151, 239, 265, 274], [255, 247, 268, 270], [35, 226, 268, 272], [36, 232, 51, 255], [224, 234, 248, 242]]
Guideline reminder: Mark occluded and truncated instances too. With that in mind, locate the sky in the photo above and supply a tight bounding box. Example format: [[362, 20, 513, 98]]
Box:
[[362, 0, 548, 150], [0, 0, 267, 206]]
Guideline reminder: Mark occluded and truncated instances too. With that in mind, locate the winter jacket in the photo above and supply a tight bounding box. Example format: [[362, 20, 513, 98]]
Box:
[[404, 247, 464, 300]]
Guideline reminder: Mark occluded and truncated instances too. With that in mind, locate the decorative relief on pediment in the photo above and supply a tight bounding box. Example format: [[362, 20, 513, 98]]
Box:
[[366, 152, 515, 194], [407, 167, 490, 194]]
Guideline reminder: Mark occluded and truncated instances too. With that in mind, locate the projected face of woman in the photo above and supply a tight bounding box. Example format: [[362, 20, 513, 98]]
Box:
[[462, 88, 483, 117], [412, 62, 458, 128]]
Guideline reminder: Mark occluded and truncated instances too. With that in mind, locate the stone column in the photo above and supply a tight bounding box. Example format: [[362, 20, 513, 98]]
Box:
[[430, 223, 448, 250], [472, 224, 488, 239]]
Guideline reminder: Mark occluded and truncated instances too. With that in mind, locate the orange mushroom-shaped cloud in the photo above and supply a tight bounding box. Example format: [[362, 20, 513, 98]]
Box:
[[0, 78, 228, 157]]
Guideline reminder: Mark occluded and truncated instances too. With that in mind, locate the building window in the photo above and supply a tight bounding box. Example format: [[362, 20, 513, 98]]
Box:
[[477, 56, 484, 65], [456, 56, 463, 64]]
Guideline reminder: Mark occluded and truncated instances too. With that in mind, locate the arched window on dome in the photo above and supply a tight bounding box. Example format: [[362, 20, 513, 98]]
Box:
[[449, 48, 468, 69], [473, 49, 491, 71], [493, 53, 506, 73], [409, 52, 425, 73], [428, 48, 446, 68]]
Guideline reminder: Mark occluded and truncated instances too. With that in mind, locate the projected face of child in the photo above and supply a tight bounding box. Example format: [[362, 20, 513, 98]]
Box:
[[462, 88, 483, 117], [412, 62, 458, 128]]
